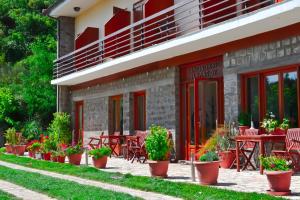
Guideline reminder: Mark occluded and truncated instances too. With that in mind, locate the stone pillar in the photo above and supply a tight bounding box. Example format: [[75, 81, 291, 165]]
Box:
[[56, 16, 75, 114]]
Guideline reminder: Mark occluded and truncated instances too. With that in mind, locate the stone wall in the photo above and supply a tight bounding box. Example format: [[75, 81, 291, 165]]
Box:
[[71, 67, 181, 157], [223, 35, 300, 121]]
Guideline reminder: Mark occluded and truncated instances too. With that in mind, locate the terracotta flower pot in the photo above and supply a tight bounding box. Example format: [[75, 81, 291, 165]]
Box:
[[5, 144, 13, 154], [92, 156, 108, 169], [51, 156, 58, 162], [265, 170, 293, 196], [57, 156, 66, 163], [194, 161, 220, 185], [148, 160, 169, 178], [219, 151, 235, 169], [43, 153, 51, 161], [13, 145, 26, 156], [68, 153, 82, 165], [28, 151, 34, 158]]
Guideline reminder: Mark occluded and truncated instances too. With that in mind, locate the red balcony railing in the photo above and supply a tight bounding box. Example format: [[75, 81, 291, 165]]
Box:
[[54, 0, 281, 79]]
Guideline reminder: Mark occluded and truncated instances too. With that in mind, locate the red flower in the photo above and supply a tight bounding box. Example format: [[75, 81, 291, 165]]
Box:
[[270, 163, 276, 168]]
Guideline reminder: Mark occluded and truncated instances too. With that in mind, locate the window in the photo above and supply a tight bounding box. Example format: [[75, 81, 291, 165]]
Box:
[[110, 95, 123, 134], [134, 91, 146, 131], [242, 66, 300, 128]]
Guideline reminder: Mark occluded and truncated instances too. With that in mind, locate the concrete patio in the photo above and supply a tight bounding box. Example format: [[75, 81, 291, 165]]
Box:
[[81, 155, 300, 200]]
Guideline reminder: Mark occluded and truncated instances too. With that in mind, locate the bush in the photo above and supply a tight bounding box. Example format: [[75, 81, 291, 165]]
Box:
[[65, 145, 84, 156], [22, 120, 42, 141], [48, 112, 71, 144], [27, 142, 41, 152], [145, 125, 171, 161], [41, 138, 57, 153], [259, 156, 292, 171], [89, 147, 111, 159], [5, 128, 17, 145], [199, 151, 219, 162]]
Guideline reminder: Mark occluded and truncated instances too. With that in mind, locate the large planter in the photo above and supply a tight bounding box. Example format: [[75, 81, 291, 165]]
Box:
[[43, 153, 51, 161], [194, 161, 220, 185], [92, 156, 108, 169], [57, 156, 66, 163], [265, 170, 292, 196], [68, 153, 82, 165], [13, 145, 26, 156], [219, 151, 235, 169], [5, 144, 13, 154], [148, 160, 169, 178]]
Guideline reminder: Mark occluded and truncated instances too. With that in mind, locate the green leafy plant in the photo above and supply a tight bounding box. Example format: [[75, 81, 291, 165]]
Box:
[[65, 145, 84, 156], [89, 147, 111, 159], [238, 112, 251, 126], [4, 128, 17, 145], [260, 112, 279, 133], [259, 156, 292, 171], [279, 118, 290, 130], [199, 151, 219, 162], [22, 120, 42, 141], [27, 142, 41, 152], [41, 138, 57, 153], [145, 125, 171, 161], [198, 131, 218, 157], [0, 147, 6, 153], [48, 112, 71, 144], [51, 150, 65, 157], [217, 135, 231, 152]]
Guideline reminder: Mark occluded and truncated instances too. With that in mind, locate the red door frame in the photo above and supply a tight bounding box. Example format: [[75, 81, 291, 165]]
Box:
[[134, 91, 146, 131], [241, 64, 300, 126], [75, 101, 84, 145], [110, 94, 123, 134]]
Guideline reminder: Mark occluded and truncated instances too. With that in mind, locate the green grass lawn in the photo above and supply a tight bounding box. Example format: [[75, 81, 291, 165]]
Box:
[[0, 165, 139, 200], [0, 190, 20, 200], [0, 153, 284, 200]]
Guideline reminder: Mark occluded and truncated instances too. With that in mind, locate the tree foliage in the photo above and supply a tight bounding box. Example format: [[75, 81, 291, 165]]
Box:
[[0, 0, 56, 132]]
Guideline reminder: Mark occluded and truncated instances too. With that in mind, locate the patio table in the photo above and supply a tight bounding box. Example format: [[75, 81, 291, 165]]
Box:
[[235, 134, 286, 174], [98, 135, 126, 156]]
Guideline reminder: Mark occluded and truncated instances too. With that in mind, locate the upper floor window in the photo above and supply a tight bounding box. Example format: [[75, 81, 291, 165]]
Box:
[[134, 91, 146, 131], [242, 66, 300, 128]]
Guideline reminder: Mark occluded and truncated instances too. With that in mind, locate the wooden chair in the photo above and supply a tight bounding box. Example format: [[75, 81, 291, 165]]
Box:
[[88, 132, 104, 149], [108, 132, 122, 156], [272, 128, 300, 171], [127, 130, 148, 163]]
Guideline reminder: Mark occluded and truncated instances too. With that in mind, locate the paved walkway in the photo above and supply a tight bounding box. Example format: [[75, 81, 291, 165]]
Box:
[[0, 161, 181, 200], [0, 180, 56, 200], [81, 156, 300, 200]]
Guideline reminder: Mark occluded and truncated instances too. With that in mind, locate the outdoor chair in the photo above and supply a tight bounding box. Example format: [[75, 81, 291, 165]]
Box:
[[235, 128, 259, 170], [127, 130, 148, 163], [108, 132, 122, 157], [88, 132, 104, 149], [272, 128, 300, 171]]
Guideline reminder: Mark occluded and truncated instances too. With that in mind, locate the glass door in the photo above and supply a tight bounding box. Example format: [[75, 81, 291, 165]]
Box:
[[186, 79, 218, 159]]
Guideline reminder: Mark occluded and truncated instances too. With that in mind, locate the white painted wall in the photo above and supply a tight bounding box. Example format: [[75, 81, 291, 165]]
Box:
[[75, 0, 139, 38]]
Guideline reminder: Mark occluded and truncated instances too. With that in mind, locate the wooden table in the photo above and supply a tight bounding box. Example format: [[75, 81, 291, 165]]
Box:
[[235, 134, 286, 174]]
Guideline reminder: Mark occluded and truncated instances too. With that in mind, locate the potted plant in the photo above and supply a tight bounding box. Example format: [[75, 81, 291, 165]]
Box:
[[194, 151, 220, 185], [89, 147, 112, 168], [217, 135, 235, 169], [261, 112, 289, 135], [12, 132, 27, 156], [145, 125, 171, 178], [41, 138, 57, 161], [238, 112, 251, 133], [260, 156, 293, 196], [65, 144, 84, 165], [27, 142, 41, 158], [4, 128, 17, 153]]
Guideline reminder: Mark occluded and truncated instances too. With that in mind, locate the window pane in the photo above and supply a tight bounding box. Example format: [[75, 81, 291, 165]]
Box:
[[266, 75, 279, 119], [283, 72, 298, 127], [135, 93, 146, 131], [247, 76, 259, 128], [189, 86, 195, 145], [112, 97, 123, 133]]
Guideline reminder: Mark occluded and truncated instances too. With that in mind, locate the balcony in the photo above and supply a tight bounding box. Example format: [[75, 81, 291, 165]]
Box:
[[52, 0, 300, 85]]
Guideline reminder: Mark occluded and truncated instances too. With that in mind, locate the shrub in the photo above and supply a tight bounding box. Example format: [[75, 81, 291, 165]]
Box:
[[65, 145, 84, 156], [259, 156, 292, 171], [41, 138, 57, 153], [22, 120, 42, 141], [27, 142, 41, 152], [48, 112, 71, 144], [89, 147, 111, 159], [0, 147, 6, 153], [199, 151, 219, 162], [145, 125, 171, 161], [5, 128, 17, 145]]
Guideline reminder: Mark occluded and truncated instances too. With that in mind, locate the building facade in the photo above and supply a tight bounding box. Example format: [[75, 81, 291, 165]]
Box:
[[46, 0, 300, 160]]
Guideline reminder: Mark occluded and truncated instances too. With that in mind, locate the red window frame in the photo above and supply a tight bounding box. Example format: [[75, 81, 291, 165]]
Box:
[[134, 91, 146, 131], [110, 94, 123, 134], [241, 64, 300, 126]]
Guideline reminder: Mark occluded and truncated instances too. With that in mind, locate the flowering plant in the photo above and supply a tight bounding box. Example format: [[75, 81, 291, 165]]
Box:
[[260, 112, 279, 133], [259, 156, 292, 171]]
